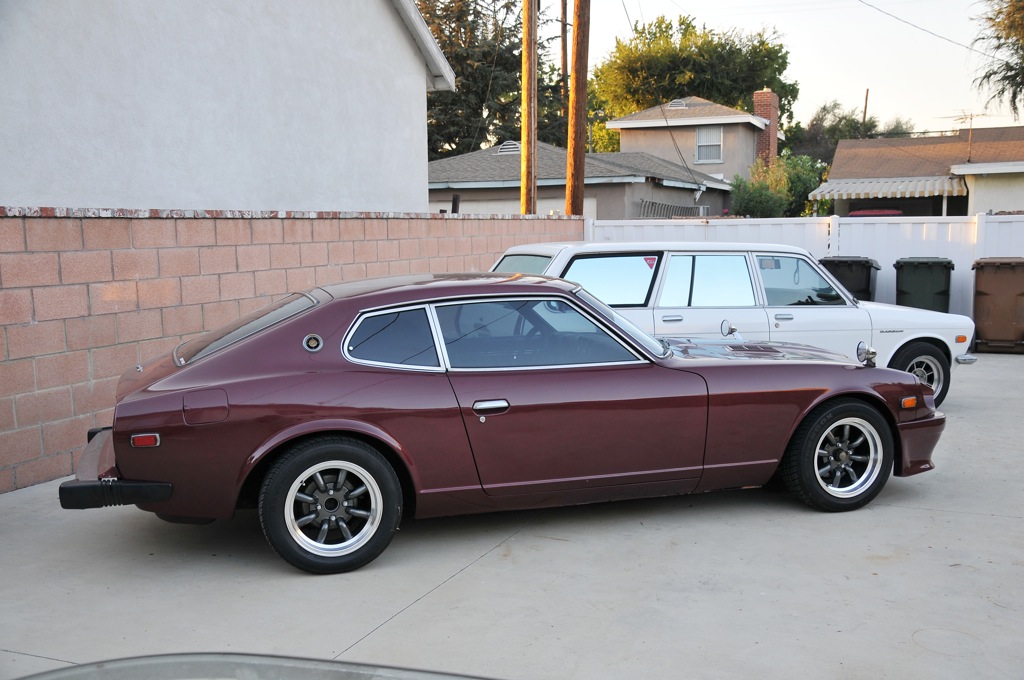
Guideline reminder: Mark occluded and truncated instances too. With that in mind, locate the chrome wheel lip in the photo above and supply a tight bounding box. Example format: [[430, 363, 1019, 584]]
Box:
[[284, 461, 383, 558], [814, 417, 884, 499], [908, 355, 944, 395]]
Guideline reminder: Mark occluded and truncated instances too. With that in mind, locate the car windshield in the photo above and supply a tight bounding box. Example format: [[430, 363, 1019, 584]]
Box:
[[174, 293, 316, 365], [573, 288, 669, 358], [492, 253, 552, 274]]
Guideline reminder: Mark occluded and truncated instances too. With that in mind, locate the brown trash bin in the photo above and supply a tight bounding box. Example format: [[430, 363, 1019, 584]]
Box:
[[972, 257, 1024, 354]]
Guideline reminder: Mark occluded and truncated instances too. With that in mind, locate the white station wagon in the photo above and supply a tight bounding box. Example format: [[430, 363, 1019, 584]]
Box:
[[493, 241, 976, 405]]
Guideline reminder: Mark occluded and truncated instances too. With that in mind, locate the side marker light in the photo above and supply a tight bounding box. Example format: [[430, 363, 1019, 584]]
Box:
[[901, 397, 918, 409], [131, 433, 161, 448]]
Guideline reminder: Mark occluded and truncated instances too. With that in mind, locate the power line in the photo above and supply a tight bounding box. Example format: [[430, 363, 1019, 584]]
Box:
[[853, 0, 995, 60]]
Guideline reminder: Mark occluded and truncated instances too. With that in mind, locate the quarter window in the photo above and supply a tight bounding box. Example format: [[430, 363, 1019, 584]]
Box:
[[347, 307, 440, 367], [696, 126, 723, 163]]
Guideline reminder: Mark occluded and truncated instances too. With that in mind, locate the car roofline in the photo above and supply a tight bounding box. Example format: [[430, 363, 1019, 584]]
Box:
[[499, 241, 814, 256]]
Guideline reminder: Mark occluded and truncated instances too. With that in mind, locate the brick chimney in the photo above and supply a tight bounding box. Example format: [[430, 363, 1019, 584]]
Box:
[[753, 87, 779, 165]]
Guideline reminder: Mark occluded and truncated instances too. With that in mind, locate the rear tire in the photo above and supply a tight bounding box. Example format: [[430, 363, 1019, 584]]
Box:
[[889, 342, 950, 406], [782, 399, 893, 512], [259, 436, 401, 574]]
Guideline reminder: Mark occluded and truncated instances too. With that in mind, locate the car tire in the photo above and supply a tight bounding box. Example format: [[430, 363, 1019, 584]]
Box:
[[781, 399, 893, 512], [258, 435, 402, 574], [889, 342, 950, 406]]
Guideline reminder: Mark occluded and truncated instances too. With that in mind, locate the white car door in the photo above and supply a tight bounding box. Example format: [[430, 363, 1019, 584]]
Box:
[[755, 253, 872, 359], [652, 252, 772, 340]]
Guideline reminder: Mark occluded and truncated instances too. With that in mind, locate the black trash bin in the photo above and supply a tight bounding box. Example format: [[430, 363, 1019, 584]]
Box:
[[819, 256, 880, 301], [894, 257, 954, 313], [972, 257, 1024, 354]]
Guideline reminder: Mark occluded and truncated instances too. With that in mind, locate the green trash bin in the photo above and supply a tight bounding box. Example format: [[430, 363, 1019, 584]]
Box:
[[972, 257, 1024, 354], [819, 256, 880, 301], [894, 257, 954, 313]]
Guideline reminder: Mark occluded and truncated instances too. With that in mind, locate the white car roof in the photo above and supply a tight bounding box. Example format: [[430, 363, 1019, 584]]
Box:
[[500, 241, 814, 257]]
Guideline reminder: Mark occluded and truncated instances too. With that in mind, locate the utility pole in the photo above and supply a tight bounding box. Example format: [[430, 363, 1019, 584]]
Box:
[[521, 0, 538, 215], [560, 0, 568, 116], [565, 0, 590, 216]]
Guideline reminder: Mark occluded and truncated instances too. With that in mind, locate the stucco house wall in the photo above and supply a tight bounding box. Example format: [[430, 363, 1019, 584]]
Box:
[[0, 0, 449, 213], [961, 174, 1024, 214], [616, 126, 757, 183]]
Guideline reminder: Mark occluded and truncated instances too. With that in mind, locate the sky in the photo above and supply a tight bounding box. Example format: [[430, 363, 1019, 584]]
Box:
[[548, 0, 1018, 133]]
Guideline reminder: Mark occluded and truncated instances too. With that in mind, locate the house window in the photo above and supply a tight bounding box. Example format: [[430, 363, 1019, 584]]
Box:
[[696, 126, 723, 163]]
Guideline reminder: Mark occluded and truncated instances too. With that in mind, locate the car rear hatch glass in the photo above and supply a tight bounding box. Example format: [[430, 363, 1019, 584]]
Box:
[[174, 293, 317, 365]]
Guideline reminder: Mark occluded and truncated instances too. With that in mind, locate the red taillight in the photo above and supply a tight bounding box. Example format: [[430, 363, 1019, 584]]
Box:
[[130, 433, 161, 448]]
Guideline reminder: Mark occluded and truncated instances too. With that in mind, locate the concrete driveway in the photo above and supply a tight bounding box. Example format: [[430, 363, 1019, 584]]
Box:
[[1, 354, 1022, 680]]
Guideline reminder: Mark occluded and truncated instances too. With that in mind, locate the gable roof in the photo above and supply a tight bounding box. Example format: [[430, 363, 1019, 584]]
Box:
[[428, 141, 730, 191], [810, 127, 1024, 200], [391, 0, 455, 91], [605, 96, 768, 130]]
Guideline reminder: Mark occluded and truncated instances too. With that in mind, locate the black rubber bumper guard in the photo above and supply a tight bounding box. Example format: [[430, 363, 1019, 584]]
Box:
[[59, 479, 173, 509]]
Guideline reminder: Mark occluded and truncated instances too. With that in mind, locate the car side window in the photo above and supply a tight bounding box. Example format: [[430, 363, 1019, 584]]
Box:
[[435, 299, 637, 369], [759, 255, 845, 306], [560, 254, 660, 306], [346, 307, 440, 368], [661, 254, 756, 307]]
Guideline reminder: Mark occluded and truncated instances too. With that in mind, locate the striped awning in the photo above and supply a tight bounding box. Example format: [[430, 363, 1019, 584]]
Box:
[[809, 176, 967, 200]]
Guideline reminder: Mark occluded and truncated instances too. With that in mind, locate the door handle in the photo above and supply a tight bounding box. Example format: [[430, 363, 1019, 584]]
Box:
[[774, 314, 794, 321], [472, 399, 509, 415], [661, 315, 684, 323]]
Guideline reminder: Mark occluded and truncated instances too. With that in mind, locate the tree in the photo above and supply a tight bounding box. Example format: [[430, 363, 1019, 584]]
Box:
[[784, 101, 914, 165], [589, 16, 799, 131], [779, 151, 828, 217], [729, 159, 790, 218], [974, 0, 1024, 118], [417, 0, 567, 160]]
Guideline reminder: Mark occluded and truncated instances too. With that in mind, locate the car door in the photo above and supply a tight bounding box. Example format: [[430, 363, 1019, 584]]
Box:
[[653, 252, 772, 340], [754, 253, 872, 359], [433, 297, 708, 496]]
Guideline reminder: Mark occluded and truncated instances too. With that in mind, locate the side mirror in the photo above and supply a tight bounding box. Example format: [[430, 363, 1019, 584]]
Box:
[[857, 341, 877, 368], [720, 320, 744, 342]]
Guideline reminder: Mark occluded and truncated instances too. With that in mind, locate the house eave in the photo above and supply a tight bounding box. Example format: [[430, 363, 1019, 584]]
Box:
[[607, 114, 766, 131], [951, 161, 1024, 176], [391, 0, 456, 92]]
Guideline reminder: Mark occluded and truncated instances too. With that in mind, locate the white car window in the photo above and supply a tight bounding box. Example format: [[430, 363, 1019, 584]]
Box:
[[759, 255, 846, 306], [661, 254, 756, 307], [561, 254, 660, 306]]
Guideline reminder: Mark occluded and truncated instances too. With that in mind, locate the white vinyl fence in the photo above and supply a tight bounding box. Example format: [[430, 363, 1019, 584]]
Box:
[[587, 214, 1024, 318]]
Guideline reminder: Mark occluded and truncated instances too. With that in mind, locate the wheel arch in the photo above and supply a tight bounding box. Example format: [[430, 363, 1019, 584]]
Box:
[[234, 424, 418, 519], [887, 336, 952, 368], [788, 393, 903, 475]]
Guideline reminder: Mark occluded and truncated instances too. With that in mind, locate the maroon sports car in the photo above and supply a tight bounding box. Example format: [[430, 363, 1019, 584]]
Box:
[[60, 274, 945, 573]]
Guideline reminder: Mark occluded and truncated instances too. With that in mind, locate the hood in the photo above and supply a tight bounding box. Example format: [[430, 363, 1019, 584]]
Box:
[[665, 337, 853, 363]]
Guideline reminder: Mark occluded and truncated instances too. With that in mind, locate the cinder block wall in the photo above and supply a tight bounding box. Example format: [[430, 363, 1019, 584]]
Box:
[[0, 211, 583, 493]]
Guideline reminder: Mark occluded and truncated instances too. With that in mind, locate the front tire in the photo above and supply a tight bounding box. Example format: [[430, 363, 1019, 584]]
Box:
[[259, 436, 402, 574], [782, 399, 893, 512], [889, 342, 950, 406]]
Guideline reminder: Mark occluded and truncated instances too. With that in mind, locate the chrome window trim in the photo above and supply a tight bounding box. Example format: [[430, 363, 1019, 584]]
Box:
[[429, 295, 648, 371], [342, 304, 446, 373]]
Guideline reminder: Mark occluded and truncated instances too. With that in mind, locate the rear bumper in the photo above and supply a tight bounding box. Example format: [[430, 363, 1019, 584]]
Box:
[[58, 429, 173, 509], [955, 353, 977, 365]]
